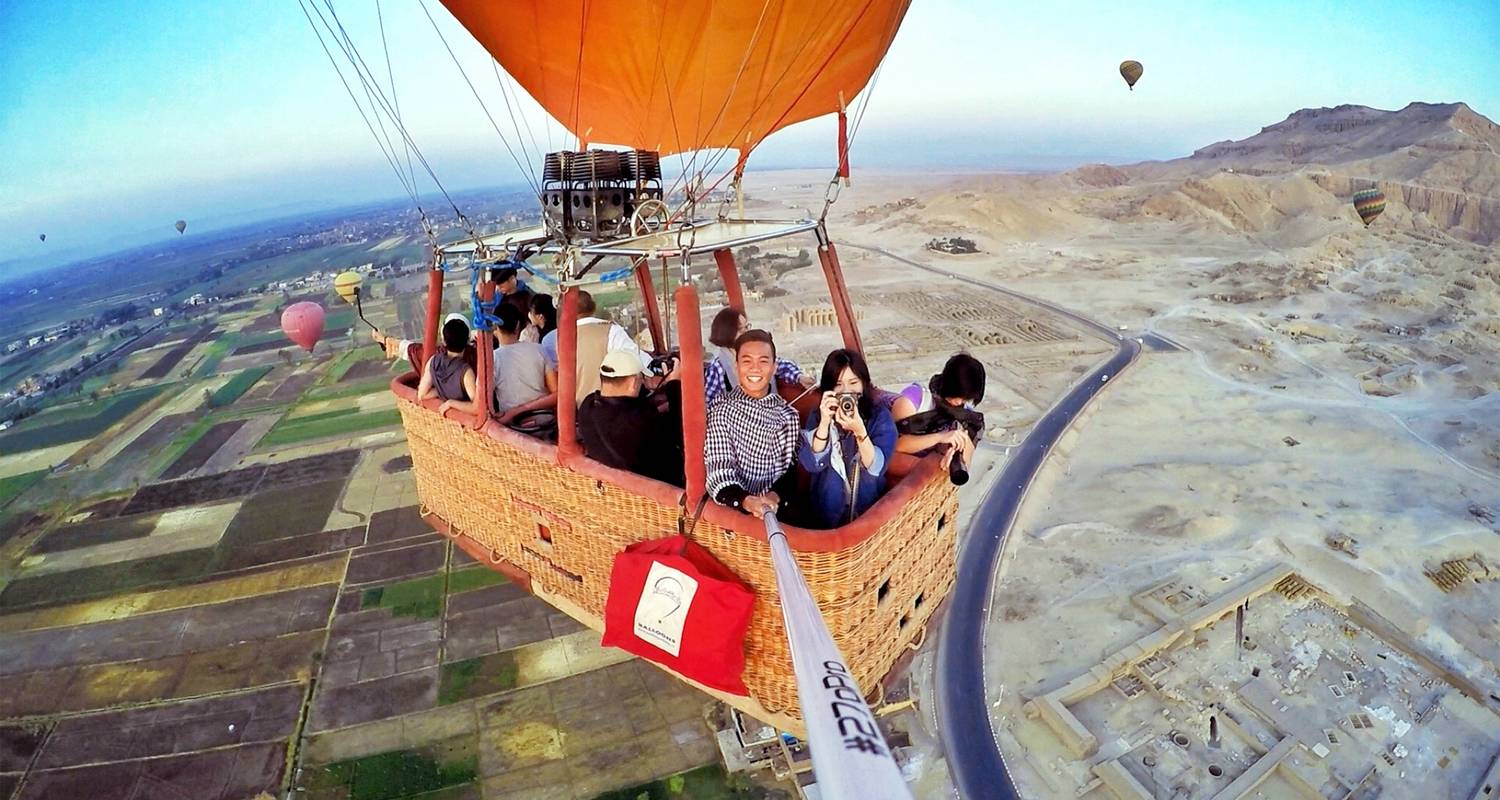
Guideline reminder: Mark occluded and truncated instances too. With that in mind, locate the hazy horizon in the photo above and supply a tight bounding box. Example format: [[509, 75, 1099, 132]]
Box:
[[4, 0, 1498, 273]]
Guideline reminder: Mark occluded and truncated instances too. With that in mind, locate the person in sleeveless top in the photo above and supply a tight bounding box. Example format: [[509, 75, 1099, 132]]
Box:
[[417, 317, 479, 417], [888, 353, 985, 472]]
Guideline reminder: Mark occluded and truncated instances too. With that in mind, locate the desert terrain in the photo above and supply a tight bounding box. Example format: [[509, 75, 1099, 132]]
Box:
[[745, 101, 1499, 798]]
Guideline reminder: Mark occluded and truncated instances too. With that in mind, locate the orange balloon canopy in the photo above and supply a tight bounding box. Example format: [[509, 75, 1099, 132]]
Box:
[[439, 0, 910, 157]]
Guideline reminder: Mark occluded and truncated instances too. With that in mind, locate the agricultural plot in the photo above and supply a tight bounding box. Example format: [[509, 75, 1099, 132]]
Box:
[[0, 470, 46, 509], [268, 372, 319, 403], [257, 407, 400, 450], [0, 384, 165, 454], [118, 448, 360, 518], [209, 366, 273, 408], [160, 419, 249, 480], [96, 412, 195, 474], [30, 511, 161, 554], [336, 358, 395, 383], [140, 324, 215, 380], [230, 339, 288, 357]]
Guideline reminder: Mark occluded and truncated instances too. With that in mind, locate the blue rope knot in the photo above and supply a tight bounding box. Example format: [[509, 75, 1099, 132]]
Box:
[[437, 255, 639, 332]]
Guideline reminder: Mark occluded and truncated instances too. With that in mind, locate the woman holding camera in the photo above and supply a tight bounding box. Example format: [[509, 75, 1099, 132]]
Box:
[[798, 349, 897, 529]]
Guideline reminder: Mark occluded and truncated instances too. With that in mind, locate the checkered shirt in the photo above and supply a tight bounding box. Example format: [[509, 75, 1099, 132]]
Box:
[[703, 357, 804, 404], [704, 386, 799, 502]]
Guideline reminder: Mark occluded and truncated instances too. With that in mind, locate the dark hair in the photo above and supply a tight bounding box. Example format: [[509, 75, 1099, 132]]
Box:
[[733, 329, 776, 360], [528, 294, 557, 335], [491, 266, 519, 285], [575, 290, 597, 315], [494, 304, 525, 336], [442, 318, 470, 353], [709, 307, 744, 348], [818, 348, 875, 420], [933, 353, 985, 404]]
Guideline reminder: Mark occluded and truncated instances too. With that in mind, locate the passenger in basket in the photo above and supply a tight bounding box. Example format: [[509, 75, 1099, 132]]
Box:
[[522, 293, 556, 345], [540, 290, 650, 403], [705, 330, 799, 519], [578, 350, 684, 486], [417, 316, 479, 416], [703, 307, 810, 404], [491, 265, 534, 317], [798, 349, 897, 529], [889, 353, 986, 476], [491, 304, 557, 424], [371, 311, 468, 369]]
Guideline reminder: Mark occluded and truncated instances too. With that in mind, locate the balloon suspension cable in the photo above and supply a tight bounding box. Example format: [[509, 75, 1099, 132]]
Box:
[[300, 0, 477, 246], [416, 0, 542, 199]]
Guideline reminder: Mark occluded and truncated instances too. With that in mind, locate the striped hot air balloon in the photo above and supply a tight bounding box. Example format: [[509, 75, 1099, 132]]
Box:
[[1120, 60, 1143, 90], [1352, 188, 1386, 227]]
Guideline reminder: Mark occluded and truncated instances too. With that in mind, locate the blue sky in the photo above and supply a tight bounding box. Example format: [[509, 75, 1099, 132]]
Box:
[[2, 0, 1497, 268]]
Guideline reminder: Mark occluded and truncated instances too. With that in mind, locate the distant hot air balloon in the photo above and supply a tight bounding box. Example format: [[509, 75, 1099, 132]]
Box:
[[1352, 188, 1386, 227], [334, 270, 380, 333], [175, 220, 187, 234], [334, 271, 363, 305], [280, 302, 326, 352], [1120, 60, 1143, 90], [38, 234, 45, 242]]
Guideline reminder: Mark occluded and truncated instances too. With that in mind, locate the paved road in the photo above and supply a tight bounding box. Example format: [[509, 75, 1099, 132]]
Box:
[[848, 244, 1141, 800]]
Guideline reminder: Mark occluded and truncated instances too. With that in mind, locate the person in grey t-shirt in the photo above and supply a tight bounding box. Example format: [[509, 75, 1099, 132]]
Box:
[[491, 304, 557, 424]]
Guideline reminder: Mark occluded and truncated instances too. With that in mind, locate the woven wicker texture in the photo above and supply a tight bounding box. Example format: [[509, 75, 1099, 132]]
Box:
[[397, 394, 957, 720]]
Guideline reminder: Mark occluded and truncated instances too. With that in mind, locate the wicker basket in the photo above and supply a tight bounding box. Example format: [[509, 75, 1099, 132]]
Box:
[[395, 375, 957, 731]]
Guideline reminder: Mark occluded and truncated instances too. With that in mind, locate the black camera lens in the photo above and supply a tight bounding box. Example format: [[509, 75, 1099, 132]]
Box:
[[948, 456, 969, 486]]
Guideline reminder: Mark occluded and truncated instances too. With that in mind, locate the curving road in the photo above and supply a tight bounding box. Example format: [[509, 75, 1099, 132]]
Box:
[[847, 244, 1142, 800]]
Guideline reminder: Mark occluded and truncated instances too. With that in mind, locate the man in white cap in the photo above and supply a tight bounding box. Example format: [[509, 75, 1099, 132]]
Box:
[[577, 350, 683, 486]]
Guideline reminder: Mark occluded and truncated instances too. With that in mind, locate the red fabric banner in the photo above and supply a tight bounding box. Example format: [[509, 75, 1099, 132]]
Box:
[[602, 535, 755, 695]]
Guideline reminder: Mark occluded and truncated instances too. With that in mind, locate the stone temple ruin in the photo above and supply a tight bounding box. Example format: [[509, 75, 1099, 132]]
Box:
[[1022, 564, 1500, 799]]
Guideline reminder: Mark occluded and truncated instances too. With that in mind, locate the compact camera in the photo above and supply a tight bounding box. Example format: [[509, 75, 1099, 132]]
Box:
[[836, 392, 859, 416]]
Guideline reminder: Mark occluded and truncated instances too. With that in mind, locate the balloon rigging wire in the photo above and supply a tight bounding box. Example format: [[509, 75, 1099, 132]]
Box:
[[376, 0, 419, 192], [493, 58, 544, 183], [664, 0, 850, 213], [305, 0, 473, 241], [417, 0, 542, 199], [328, 3, 410, 202], [297, 0, 420, 214]]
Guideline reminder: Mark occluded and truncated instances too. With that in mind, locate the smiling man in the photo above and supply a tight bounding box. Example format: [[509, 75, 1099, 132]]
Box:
[[704, 329, 799, 519]]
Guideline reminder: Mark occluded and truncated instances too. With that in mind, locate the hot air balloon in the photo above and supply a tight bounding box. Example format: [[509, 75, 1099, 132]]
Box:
[[1352, 188, 1386, 227], [38, 234, 45, 242], [333, 270, 363, 305], [358, 4, 949, 772], [1120, 60, 1143, 90], [441, 0, 907, 155], [175, 220, 187, 235], [280, 302, 325, 352], [335, 270, 379, 332]]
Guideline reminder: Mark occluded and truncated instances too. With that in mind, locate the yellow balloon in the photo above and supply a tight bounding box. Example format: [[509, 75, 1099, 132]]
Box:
[[334, 270, 364, 305]]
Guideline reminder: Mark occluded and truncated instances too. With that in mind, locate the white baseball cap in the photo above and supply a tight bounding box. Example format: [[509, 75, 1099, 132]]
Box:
[[599, 350, 644, 377]]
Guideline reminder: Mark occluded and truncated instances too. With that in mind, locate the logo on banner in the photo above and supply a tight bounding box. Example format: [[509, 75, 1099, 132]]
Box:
[[633, 561, 699, 657]]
